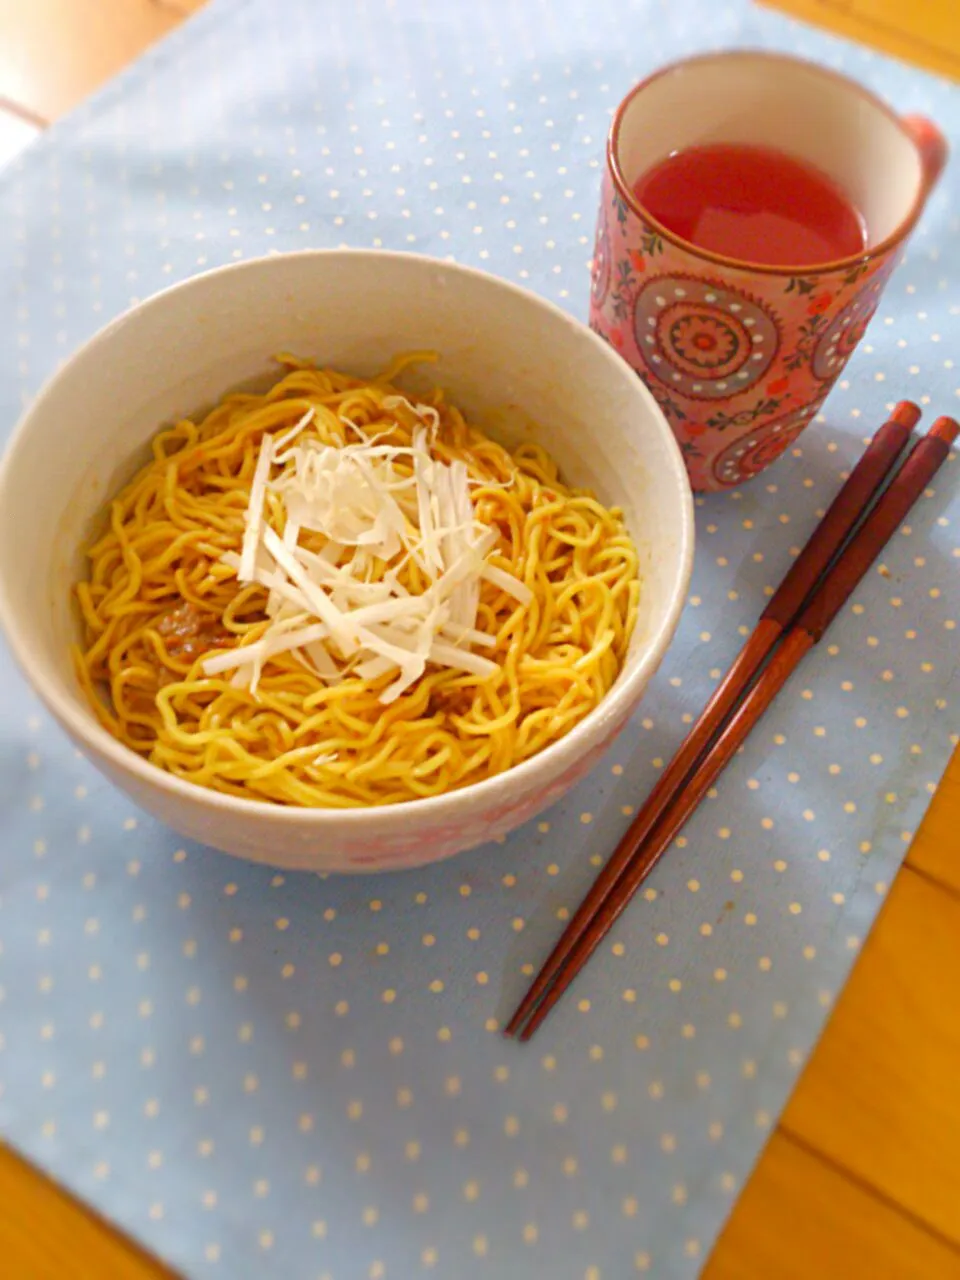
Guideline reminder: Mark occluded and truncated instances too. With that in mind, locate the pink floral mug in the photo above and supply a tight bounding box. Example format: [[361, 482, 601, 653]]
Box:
[[589, 51, 947, 491]]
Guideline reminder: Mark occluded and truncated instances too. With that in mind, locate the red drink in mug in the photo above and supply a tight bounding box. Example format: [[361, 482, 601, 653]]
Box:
[[589, 52, 946, 491]]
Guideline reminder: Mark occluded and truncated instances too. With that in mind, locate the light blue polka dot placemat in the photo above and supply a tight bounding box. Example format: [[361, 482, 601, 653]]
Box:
[[1, 1, 958, 1277]]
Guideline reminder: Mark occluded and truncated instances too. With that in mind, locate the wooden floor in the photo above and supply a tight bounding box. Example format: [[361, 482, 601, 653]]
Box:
[[0, 2, 958, 1276]]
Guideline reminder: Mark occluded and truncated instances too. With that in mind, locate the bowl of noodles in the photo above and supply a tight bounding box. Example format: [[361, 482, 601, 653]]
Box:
[[0, 251, 693, 872]]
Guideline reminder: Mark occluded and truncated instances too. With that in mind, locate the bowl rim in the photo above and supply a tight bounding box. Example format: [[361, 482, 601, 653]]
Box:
[[0, 248, 695, 827]]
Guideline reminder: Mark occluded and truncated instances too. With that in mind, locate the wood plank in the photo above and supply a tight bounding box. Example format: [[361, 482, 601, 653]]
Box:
[[0, 0, 187, 123], [0, 1141, 175, 1279], [782, 866, 960, 1247], [0, 105, 40, 171], [760, 0, 960, 79], [705, 1130, 960, 1280], [905, 747, 960, 894]]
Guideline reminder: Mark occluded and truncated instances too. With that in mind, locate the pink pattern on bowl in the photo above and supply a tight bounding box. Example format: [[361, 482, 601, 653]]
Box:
[[0, 249, 694, 875]]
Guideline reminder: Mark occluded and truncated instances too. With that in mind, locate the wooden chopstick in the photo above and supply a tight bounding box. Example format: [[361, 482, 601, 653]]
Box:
[[504, 400, 920, 1039], [515, 414, 957, 1040]]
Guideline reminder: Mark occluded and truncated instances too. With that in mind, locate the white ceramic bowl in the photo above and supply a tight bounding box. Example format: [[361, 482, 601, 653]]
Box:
[[0, 251, 694, 872]]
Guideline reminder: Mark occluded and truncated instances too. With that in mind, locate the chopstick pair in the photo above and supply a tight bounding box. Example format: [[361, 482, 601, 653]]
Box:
[[506, 402, 958, 1042]]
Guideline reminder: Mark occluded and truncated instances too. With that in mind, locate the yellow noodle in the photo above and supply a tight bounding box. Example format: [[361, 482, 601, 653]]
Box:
[[73, 356, 640, 807]]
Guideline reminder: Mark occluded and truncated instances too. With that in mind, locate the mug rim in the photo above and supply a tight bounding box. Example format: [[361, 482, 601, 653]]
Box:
[[608, 49, 931, 277]]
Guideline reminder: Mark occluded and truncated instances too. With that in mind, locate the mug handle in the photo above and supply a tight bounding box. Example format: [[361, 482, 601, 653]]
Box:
[[901, 114, 949, 195]]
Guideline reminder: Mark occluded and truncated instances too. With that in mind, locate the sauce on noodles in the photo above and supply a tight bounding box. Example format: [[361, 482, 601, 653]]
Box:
[[74, 354, 640, 807]]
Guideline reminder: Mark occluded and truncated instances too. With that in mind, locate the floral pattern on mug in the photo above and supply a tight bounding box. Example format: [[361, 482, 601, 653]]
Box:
[[590, 166, 901, 491]]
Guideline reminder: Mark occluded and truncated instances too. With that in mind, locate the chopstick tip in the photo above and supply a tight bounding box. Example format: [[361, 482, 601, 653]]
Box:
[[502, 1009, 525, 1038]]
